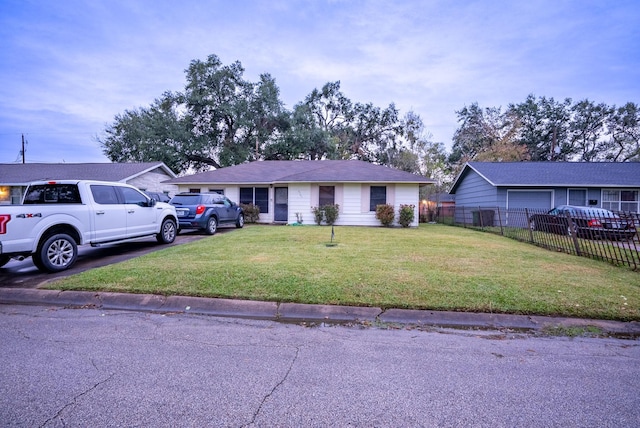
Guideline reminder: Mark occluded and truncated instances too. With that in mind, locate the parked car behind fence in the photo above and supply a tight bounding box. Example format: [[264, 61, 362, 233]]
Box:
[[529, 205, 637, 241], [435, 205, 639, 271]]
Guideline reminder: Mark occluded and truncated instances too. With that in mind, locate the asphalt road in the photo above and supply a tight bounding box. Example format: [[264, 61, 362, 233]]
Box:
[[0, 229, 228, 288], [1, 304, 639, 427]]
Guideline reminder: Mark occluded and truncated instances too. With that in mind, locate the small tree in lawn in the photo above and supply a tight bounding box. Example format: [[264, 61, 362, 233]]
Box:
[[323, 204, 340, 225], [398, 204, 415, 228], [312, 204, 340, 225], [376, 204, 395, 227]]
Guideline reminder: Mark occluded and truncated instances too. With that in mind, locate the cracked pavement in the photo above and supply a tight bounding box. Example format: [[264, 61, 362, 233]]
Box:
[[1, 304, 639, 427]]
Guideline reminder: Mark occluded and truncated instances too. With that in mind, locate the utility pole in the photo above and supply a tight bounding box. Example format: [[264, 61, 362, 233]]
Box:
[[21, 134, 26, 164]]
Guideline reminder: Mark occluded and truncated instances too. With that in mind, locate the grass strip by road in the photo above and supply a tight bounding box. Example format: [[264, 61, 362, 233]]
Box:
[[47, 224, 640, 321]]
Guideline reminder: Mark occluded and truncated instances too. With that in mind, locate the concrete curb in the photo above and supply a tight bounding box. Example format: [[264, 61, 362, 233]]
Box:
[[1, 288, 639, 337]]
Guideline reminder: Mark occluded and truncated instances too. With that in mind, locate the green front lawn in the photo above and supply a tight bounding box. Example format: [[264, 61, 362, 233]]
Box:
[[47, 224, 640, 321]]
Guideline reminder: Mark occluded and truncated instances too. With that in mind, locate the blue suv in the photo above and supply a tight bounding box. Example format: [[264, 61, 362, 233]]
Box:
[[169, 193, 244, 235]]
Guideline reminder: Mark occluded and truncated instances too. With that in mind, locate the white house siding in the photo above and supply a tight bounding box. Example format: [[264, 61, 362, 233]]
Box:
[[394, 183, 420, 227], [287, 183, 312, 224], [339, 183, 375, 226], [175, 181, 422, 227], [128, 169, 179, 196]]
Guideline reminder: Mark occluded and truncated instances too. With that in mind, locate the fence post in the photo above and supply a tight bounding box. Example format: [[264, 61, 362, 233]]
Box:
[[497, 207, 504, 235], [565, 212, 582, 256], [461, 206, 466, 228], [525, 208, 534, 243]]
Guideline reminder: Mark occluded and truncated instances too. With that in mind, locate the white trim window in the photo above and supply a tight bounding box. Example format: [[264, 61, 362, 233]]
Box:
[[240, 187, 269, 213], [568, 188, 587, 206], [602, 190, 639, 212], [319, 186, 335, 206], [369, 186, 387, 211]]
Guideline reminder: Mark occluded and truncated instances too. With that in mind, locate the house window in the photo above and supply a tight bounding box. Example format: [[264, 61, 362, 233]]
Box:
[[240, 187, 269, 213], [319, 186, 335, 206], [189, 188, 201, 193], [568, 189, 587, 206], [370, 186, 387, 211], [602, 190, 639, 212]]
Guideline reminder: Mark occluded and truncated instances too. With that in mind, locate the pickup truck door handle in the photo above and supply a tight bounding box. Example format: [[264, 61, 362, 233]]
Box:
[[96, 211, 106, 215], [128, 210, 135, 214]]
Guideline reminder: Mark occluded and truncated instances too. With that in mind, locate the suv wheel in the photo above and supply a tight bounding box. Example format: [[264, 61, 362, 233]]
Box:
[[205, 217, 218, 235], [236, 213, 244, 228]]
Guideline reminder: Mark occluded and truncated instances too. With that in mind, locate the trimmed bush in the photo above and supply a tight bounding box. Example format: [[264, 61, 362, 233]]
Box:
[[312, 206, 324, 225], [398, 204, 415, 228], [240, 203, 260, 223], [376, 204, 395, 227]]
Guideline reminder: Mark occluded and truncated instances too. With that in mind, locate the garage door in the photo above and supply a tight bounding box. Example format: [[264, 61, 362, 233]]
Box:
[[506, 191, 553, 227], [507, 190, 553, 210]]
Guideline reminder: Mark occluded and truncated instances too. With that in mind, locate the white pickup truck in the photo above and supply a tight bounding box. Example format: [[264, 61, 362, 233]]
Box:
[[0, 180, 178, 273]]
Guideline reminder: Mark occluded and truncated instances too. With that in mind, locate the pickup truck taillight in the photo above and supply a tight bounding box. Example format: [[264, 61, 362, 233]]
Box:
[[0, 214, 10, 234], [195, 205, 206, 215]]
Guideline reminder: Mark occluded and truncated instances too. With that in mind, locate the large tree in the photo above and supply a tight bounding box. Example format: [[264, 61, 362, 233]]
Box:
[[181, 55, 288, 169], [450, 102, 528, 169], [265, 81, 406, 165], [101, 55, 440, 175], [100, 92, 191, 174], [568, 99, 611, 162], [603, 102, 640, 162], [451, 95, 640, 164], [101, 55, 288, 172], [508, 95, 572, 161]]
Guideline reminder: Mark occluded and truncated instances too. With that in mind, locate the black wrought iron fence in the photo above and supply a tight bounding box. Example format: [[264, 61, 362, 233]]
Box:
[[434, 206, 640, 271]]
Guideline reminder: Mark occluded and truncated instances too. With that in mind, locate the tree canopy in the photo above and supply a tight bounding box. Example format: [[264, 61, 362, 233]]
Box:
[[100, 54, 638, 187], [100, 55, 427, 175], [450, 96, 640, 170]]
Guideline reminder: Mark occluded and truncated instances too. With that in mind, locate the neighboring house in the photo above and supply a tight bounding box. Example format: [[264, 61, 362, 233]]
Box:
[[449, 162, 640, 213], [165, 160, 434, 226], [424, 192, 455, 211], [421, 192, 455, 221], [0, 162, 178, 205]]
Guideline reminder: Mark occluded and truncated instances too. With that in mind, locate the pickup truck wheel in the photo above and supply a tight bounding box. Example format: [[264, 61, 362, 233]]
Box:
[[157, 218, 177, 244], [0, 255, 10, 268], [236, 213, 244, 228], [205, 217, 218, 235], [35, 233, 78, 273]]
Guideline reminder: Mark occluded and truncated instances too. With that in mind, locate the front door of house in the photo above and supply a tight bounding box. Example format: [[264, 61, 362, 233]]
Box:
[[274, 187, 288, 222]]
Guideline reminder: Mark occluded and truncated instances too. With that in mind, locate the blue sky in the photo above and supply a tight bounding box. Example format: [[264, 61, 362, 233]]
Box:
[[1, 0, 639, 165]]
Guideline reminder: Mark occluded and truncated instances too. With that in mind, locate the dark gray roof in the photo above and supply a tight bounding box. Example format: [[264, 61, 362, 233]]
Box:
[[0, 162, 176, 185], [450, 162, 640, 193], [427, 192, 455, 203], [166, 160, 433, 184]]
